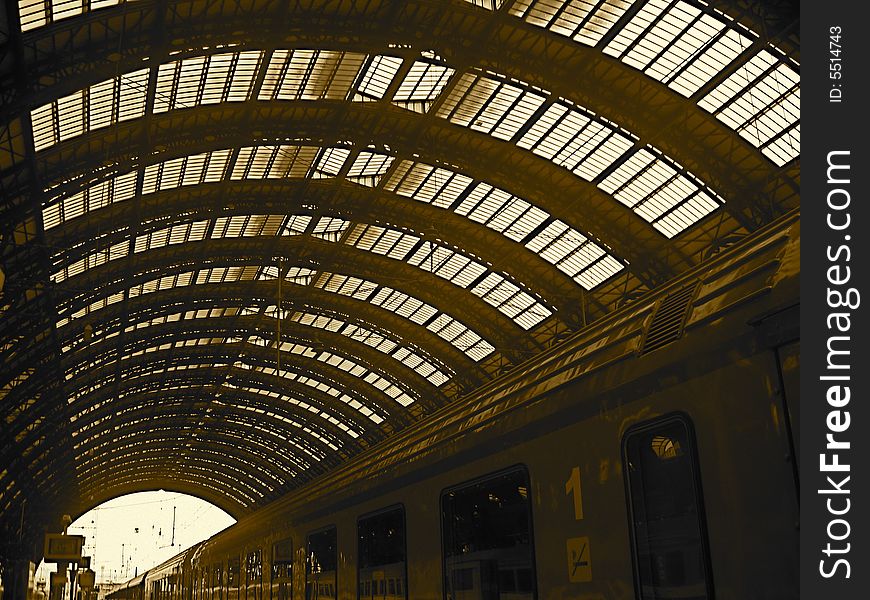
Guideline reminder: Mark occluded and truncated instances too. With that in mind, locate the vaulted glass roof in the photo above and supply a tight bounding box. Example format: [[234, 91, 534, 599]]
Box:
[[0, 0, 798, 551]]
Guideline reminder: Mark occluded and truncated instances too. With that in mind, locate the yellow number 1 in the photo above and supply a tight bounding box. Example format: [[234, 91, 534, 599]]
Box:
[[565, 466, 584, 520]]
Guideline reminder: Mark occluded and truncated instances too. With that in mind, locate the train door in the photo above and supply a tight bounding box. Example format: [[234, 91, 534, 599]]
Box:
[[622, 414, 713, 600]]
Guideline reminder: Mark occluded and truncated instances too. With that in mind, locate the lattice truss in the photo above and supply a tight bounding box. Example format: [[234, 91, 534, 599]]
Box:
[[0, 0, 798, 533]]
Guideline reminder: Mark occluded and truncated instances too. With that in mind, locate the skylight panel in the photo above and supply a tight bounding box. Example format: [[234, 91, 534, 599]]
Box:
[[258, 49, 367, 101], [57, 88, 84, 143], [143, 149, 231, 193], [313, 273, 494, 361], [406, 243, 488, 288], [153, 51, 262, 113], [19, 0, 91, 32], [385, 159, 625, 289], [436, 72, 547, 141], [231, 145, 320, 180], [33, 68, 150, 151], [461, 0, 506, 9], [454, 183, 549, 242], [355, 55, 404, 100], [667, 26, 754, 97], [19, 0, 49, 31], [51, 240, 128, 283], [346, 151, 394, 186], [293, 313, 450, 387], [392, 60, 455, 112], [383, 161, 474, 208], [312, 147, 351, 177], [525, 219, 624, 288], [316, 351, 416, 406], [345, 223, 550, 328], [696, 48, 800, 166], [517, 101, 635, 181], [194, 265, 258, 285], [133, 220, 209, 253], [510, 0, 637, 47], [211, 215, 287, 238], [128, 272, 195, 298], [346, 224, 419, 260], [42, 170, 137, 230], [426, 314, 495, 361], [599, 148, 723, 237], [370, 288, 438, 325], [311, 216, 350, 241], [315, 273, 377, 301], [471, 273, 551, 330], [604, 1, 759, 99], [604, 0, 671, 58]]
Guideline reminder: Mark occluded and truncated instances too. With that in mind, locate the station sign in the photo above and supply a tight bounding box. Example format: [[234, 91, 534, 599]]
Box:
[[77, 570, 95, 590], [43, 534, 85, 562]]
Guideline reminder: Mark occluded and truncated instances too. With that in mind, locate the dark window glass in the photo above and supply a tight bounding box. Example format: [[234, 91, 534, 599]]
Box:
[[246, 550, 262, 600], [227, 557, 241, 600], [623, 415, 713, 600], [441, 467, 537, 600], [271, 538, 292, 600], [306, 527, 337, 600], [212, 564, 223, 600], [358, 506, 407, 599]]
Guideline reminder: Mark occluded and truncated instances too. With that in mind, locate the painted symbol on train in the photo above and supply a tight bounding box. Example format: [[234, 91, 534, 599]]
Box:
[[567, 536, 592, 583]]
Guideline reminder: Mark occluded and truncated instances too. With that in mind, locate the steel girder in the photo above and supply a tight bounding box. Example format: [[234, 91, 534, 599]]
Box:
[[64, 313, 446, 414], [46, 178, 585, 324], [52, 235, 534, 363], [54, 278, 484, 390], [3, 1, 796, 232]]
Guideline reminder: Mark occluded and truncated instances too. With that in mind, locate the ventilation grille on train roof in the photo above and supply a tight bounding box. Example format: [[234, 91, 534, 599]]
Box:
[[641, 283, 698, 355]]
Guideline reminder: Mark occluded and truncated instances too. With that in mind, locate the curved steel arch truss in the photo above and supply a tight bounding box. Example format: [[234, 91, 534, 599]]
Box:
[[0, 0, 799, 559]]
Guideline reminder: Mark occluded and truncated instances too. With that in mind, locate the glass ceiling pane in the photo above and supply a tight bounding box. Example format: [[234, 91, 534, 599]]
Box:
[[384, 159, 625, 290], [32, 69, 148, 152], [392, 60, 456, 113], [355, 55, 404, 100], [22, 2, 798, 173], [345, 223, 552, 329], [290, 311, 450, 387], [154, 51, 263, 113], [511, 0, 637, 47], [517, 100, 636, 181], [436, 71, 547, 141], [258, 49, 367, 101], [315, 272, 495, 361], [604, 0, 759, 99], [599, 147, 723, 237], [461, 0, 506, 9], [698, 48, 799, 166]]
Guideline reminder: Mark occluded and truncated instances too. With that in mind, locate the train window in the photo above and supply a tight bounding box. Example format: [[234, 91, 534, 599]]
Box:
[[271, 538, 293, 600], [228, 557, 241, 600], [246, 550, 263, 600], [306, 527, 337, 600], [357, 505, 407, 600], [441, 466, 537, 600], [200, 566, 209, 600], [623, 414, 713, 600], [212, 564, 223, 600]]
